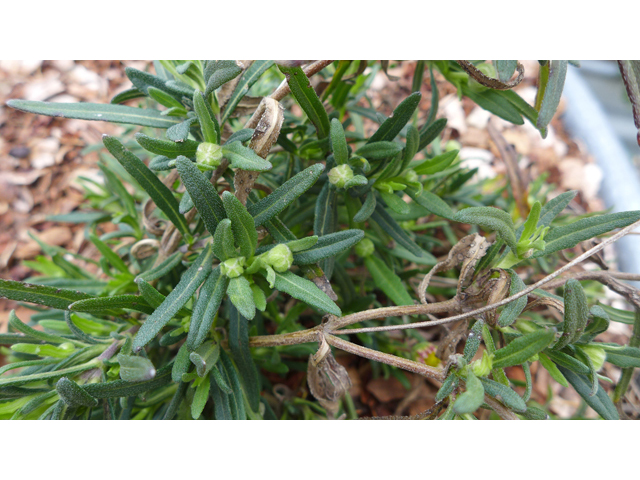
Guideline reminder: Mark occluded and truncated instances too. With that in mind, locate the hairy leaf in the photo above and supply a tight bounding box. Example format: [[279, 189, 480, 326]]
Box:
[[132, 246, 213, 351], [6, 99, 180, 128]]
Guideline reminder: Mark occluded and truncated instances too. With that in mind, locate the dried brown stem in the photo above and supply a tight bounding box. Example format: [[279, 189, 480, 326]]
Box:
[[330, 217, 640, 335], [324, 334, 445, 381], [488, 120, 529, 218], [542, 270, 640, 309]]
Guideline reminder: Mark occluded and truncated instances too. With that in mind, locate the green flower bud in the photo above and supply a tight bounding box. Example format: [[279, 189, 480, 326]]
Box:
[[220, 257, 246, 278], [328, 164, 354, 188], [471, 350, 493, 377], [196, 142, 223, 168], [266, 244, 293, 272], [355, 238, 374, 258], [403, 169, 418, 184], [581, 345, 606, 372]]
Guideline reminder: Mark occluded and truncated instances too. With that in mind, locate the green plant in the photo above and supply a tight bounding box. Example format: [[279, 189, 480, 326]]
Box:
[[2, 60, 640, 420]]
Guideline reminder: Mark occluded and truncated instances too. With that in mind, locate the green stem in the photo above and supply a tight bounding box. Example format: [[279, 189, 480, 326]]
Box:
[[613, 308, 640, 403]]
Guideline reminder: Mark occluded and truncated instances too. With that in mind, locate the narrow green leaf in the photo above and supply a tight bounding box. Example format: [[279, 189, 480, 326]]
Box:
[[219, 350, 247, 420], [314, 182, 338, 278], [356, 141, 403, 160], [193, 90, 219, 144], [539, 190, 577, 227], [364, 256, 414, 306], [0, 279, 92, 310], [330, 118, 349, 165], [378, 190, 410, 215], [228, 305, 260, 412], [405, 186, 455, 220], [221, 141, 272, 171], [413, 150, 458, 176], [221, 60, 274, 125], [278, 65, 331, 139], [56, 377, 99, 407], [204, 60, 243, 98], [385, 244, 437, 265], [618, 61, 640, 147], [103, 135, 191, 239], [248, 164, 325, 227], [125, 66, 187, 98], [535, 211, 640, 258], [135, 133, 199, 159], [132, 245, 213, 351], [176, 156, 226, 235], [353, 192, 376, 223], [8, 310, 70, 345], [209, 371, 232, 420], [554, 279, 589, 350], [462, 86, 524, 125], [69, 295, 153, 315], [558, 366, 618, 420], [212, 219, 236, 261], [371, 203, 424, 257], [463, 319, 485, 362], [110, 87, 145, 104], [601, 346, 640, 368], [166, 117, 197, 142], [478, 377, 527, 413], [454, 206, 518, 253], [538, 352, 569, 387], [368, 92, 421, 143], [498, 270, 527, 327], [147, 86, 183, 109], [418, 118, 447, 151], [88, 233, 130, 275], [211, 362, 232, 394], [64, 311, 102, 345], [500, 89, 539, 126], [268, 270, 341, 316], [436, 374, 459, 402], [401, 125, 420, 172], [225, 128, 254, 145], [537, 60, 568, 137], [493, 329, 556, 368], [545, 349, 590, 375], [228, 276, 256, 320], [136, 251, 183, 283], [172, 344, 192, 383], [222, 191, 258, 258], [293, 229, 364, 265], [453, 372, 485, 415], [6, 99, 180, 128]]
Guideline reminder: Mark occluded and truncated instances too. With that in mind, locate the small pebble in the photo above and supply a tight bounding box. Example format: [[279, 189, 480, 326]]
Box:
[[9, 146, 30, 159]]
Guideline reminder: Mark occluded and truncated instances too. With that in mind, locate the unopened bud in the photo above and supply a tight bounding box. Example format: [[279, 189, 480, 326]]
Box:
[[355, 238, 374, 258], [471, 350, 493, 377], [220, 257, 246, 278], [266, 244, 293, 272], [328, 164, 354, 188], [196, 142, 223, 167], [403, 169, 418, 184]]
